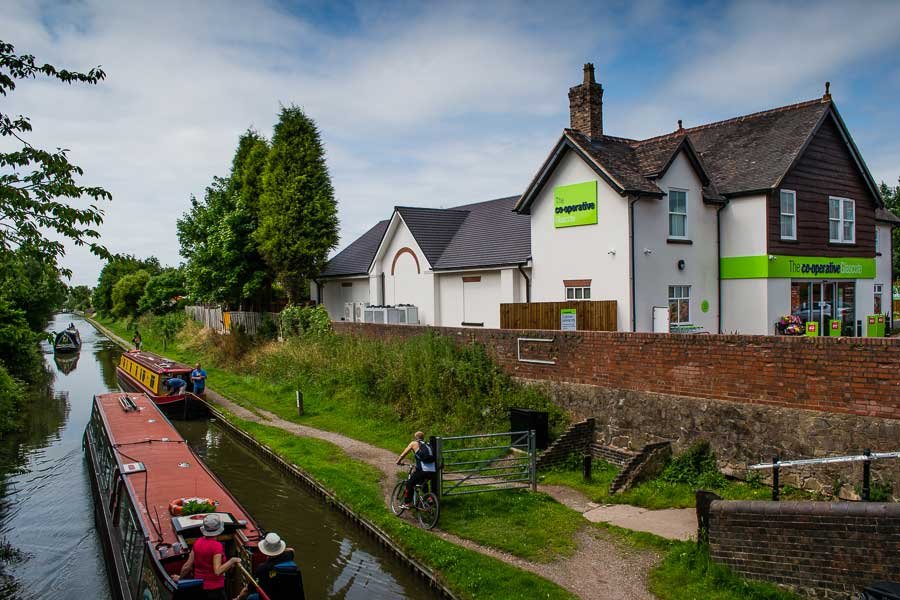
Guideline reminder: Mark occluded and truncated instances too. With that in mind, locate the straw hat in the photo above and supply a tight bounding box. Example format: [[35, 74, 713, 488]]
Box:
[[259, 532, 287, 557], [201, 514, 225, 537]]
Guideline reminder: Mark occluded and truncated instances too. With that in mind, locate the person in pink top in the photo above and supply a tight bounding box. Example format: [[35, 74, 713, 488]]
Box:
[[175, 514, 241, 600]]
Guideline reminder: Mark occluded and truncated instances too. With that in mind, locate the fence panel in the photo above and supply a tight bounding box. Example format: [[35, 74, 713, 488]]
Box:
[[184, 305, 224, 332], [186, 306, 279, 335], [500, 300, 617, 331]]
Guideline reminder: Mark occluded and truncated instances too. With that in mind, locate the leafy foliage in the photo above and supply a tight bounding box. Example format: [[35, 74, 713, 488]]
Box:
[[93, 255, 160, 313], [279, 304, 331, 337], [879, 180, 900, 280], [63, 284, 92, 312], [0, 356, 24, 436], [255, 106, 338, 301], [179, 499, 217, 516], [0, 249, 66, 331], [150, 311, 186, 351], [659, 441, 727, 489], [111, 270, 150, 319], [137, 267, 186, 315], [0, 40, 110, 274], [0, 298, 42, 382]]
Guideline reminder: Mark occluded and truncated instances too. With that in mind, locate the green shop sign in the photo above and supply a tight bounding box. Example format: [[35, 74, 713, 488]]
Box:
[[721, 255, 875, 279], [554, 181, 597, 228]]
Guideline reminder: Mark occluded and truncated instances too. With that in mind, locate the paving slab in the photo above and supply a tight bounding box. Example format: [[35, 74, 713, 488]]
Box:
[[583, 504, 696, 541]]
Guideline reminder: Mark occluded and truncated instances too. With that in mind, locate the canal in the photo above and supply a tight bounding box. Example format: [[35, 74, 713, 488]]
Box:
[[0, 314, 437, 599]]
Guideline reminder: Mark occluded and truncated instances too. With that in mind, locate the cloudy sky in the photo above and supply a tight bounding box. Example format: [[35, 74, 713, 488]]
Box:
[[4, 0, 900, 286]]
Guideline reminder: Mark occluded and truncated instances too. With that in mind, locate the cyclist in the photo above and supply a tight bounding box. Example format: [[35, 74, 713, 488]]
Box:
[[396, 431, 436, 510]]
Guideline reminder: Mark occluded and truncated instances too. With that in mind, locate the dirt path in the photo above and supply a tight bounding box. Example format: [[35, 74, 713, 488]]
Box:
[[88, 319, 663, 599]]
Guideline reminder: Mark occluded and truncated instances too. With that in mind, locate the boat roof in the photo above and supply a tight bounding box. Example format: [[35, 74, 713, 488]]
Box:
[[94, 392, 261, 552], [122, 350, 192, 374]]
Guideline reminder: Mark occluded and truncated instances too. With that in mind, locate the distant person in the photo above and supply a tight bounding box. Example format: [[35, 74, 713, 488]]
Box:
[[174, 514, 241, 600], [236, 532, 304, 600], [132, 330, 142, 350], [165, 377, 186, 396], [191, 363, 207, 396], [396, 431, 436, 509]]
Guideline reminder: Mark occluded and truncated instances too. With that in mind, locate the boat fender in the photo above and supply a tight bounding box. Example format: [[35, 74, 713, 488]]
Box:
[[168, 497, 218, 516]]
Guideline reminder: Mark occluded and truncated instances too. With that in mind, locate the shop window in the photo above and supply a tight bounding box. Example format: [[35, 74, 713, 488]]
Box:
[[779, 189, 796, 240], [565, 286, 591, 300], [668, 190, 687, 238], [668, 285, 690, 324], [875, 284, 883, 314], [829, 197, 855, 243]]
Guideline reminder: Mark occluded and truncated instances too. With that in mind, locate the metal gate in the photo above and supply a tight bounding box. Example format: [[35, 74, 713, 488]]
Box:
[[434, 430, 536, 498]]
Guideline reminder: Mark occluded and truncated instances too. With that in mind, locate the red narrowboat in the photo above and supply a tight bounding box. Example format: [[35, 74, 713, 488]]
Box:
[[116, 351, 193, 413], [83, 392, 302, 600]]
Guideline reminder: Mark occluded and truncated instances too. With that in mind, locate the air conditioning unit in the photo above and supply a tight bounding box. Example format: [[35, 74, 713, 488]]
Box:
[[386, 306, 403, 324], [397, 305, 419, 325], [354, 302, 367, 323], [343, 302, 354, 322], [364, 306, 387, 323]]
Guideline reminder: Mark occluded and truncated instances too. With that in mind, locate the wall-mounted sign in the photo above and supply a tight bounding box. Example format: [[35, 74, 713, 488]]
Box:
[[553, 181, 597, 228], [560, 308, 577, 331], [720, 255, 876, 279]]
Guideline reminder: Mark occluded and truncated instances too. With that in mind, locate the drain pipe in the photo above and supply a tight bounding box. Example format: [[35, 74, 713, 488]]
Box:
[[629, 196, 638, 332], [517, 262, 531, 303], [716, 204, 725, 334], [313, 279, 323, 306]]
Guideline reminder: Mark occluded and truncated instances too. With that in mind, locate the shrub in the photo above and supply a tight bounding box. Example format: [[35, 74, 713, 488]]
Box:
[[280, 304, 331, 338], [660, 441, 727, 489], [0, 363, 24, 436]]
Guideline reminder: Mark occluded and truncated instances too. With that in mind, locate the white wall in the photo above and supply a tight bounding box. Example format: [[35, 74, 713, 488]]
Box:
[[720, 194, 767, 257], [438, 271, 502, 328], [529, 150, 633, 329], [722, 278, 769, 334], [374, 215, 436, 325], [321, 277, 369, 321], [633, 152, 720, 332]]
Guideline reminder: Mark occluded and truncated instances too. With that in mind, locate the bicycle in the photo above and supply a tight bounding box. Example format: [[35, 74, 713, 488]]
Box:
[[390, 463, 440, 529]]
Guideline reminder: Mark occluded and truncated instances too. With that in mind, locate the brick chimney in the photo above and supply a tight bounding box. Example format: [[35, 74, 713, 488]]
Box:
[[568, 63, 604, 139]]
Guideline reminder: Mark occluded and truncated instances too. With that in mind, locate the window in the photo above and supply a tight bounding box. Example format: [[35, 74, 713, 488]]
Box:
[[779, 190, 796, 240], [875, 227, 880, 252], [565, 286, 591, 300], [668, 285, 690, 325], [829, 197, 855, 243], [668, 190, 687, 238], [874, 283, 884, 314]]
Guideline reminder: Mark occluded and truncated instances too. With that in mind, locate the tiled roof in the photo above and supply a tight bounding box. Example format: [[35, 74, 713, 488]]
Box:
[[566, 130, 661, 194], [433, 196, 531, 270], [395, 206, 470, 266], [876, 208, 900, 224], [320, 219, 389, 277]]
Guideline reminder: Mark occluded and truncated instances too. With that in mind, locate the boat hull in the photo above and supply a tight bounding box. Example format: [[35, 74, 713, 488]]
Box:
[[115, 369, 204, 418]]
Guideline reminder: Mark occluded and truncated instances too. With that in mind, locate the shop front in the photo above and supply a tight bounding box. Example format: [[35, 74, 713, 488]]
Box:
[[790, 280, 856, 336]]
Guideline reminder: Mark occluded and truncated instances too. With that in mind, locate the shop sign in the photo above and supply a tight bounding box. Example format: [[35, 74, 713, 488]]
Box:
[[720, 255, 876, 279], [560, 308, 577, 331], [553, 181, 597, 228]]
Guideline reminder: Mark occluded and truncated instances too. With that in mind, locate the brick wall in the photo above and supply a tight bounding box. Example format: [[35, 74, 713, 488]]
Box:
[[333, 322, 900, 420], [535, 418, 594, 470], [709, 500, 900, 599]]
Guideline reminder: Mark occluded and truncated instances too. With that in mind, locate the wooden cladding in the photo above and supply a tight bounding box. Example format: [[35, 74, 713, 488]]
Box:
[[462, 276, 481, 283], [500, 300, 617, 331], [768, 115, 876, 258]]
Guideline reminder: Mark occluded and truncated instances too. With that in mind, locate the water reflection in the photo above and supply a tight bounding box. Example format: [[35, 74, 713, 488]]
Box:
[[53, 354, 79, 375]]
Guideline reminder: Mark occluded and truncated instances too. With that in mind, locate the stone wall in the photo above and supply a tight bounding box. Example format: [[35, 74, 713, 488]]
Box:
[[333, 322, 900, 496], [709, 500, 900, 599]]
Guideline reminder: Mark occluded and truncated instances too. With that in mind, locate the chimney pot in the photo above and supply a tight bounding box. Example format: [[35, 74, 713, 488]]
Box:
[[569, 63, 604, 139], [823, 81, 831, 102], [677, 119, 684, 131]]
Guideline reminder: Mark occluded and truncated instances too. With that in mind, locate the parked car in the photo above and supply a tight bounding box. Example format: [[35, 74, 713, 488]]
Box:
[[793, 302, 832, 322]]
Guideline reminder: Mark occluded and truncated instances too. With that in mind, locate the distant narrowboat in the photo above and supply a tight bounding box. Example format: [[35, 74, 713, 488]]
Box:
[[116, 351, 193, 413], [54, 324, 82, 353], [83, 392, 304, 599]]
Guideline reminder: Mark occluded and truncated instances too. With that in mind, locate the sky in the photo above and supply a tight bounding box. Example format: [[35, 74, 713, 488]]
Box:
[[3, 0, 900, 286]]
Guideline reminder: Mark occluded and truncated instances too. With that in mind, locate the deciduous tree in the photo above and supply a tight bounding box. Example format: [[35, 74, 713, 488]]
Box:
[[138, 267, 186, 315], [255, 106, 338, 301], [111, 269, 150, 319], [93, 255, 160, 314]]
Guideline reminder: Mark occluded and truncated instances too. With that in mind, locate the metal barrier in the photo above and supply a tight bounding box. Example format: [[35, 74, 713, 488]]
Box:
[[434, 430, 536, 498], [749, 450, 900, 501]]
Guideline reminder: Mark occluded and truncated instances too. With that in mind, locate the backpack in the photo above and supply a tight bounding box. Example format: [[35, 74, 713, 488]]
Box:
[[414, 441, 435, 464]]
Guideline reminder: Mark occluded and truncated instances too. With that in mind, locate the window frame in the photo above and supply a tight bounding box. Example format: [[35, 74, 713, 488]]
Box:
[[667, 188, 688, 239], [565, 286, 591, 300], [779, 189, 797, 240], [668, 285, 691, 325], [828, 196, 855, 244]]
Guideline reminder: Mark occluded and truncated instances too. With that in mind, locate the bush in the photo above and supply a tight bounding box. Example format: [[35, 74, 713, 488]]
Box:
[[280, 304, 331, 337], [0, 363, 24, 436], [660, 441, 727, 489]]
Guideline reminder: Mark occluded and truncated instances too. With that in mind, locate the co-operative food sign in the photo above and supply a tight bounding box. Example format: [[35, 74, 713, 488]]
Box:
[[554, 181, 597, 228]]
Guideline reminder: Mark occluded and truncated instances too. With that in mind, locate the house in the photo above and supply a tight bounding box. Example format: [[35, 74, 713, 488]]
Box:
[[314, 64, 898, 336]]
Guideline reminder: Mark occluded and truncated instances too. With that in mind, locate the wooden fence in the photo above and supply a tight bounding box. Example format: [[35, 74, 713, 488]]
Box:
[[185, 306, 276, 335], [500, 300, 617, 331], [185, 305, 224, 332]]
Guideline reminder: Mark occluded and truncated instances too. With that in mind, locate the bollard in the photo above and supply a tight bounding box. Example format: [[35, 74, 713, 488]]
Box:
[[582, 453, 592, 482], [862, 448, 871, 501], [296, 389, 304, 416], [772, 456, 780, 502]]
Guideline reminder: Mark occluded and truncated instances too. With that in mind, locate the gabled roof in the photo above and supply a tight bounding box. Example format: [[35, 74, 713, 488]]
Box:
[[433, 196, 530, 270], [876, 208, 900, 225], [516, 96, 884, 214], [320, 219, 389, 278], [395, 206, 469, 266]]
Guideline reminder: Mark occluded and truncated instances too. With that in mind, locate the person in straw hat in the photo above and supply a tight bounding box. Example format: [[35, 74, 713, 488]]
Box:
[[235, 532, 297, 600], [175, 514, 241, 599]]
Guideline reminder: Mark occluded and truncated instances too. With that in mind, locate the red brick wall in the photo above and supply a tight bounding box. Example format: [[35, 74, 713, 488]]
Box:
[[709, 500, 900, 599], [333, 323, 900, 420]]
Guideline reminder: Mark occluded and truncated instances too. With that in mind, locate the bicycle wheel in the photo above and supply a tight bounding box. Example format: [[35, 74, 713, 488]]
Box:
[[416, 492, 440, 530], [390, 481, 408, 516]]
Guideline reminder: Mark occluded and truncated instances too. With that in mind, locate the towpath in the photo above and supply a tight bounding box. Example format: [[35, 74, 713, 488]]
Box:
[[88, 317, 695, 599]]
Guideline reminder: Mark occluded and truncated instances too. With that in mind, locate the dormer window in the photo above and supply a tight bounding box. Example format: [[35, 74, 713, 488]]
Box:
[[779, 190, 796, 240], [828, 197, 855, 243], [668, 189, 688, 238]]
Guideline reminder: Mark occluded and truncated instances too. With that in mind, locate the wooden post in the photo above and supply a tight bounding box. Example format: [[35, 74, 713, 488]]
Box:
[[296, 389, 304, 416]]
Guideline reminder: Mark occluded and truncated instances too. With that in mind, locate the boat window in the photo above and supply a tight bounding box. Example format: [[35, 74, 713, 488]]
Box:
[[117, 494, 146, 592], [149, 374, 156, 391]]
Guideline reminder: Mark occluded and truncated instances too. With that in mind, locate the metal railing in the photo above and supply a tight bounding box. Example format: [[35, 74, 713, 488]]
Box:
[[435, 430, 537, 498], [749, 450, 900, 501]]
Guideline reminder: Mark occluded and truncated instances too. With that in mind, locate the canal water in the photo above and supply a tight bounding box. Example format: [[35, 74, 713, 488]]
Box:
[[0, 314, 436, 599]]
